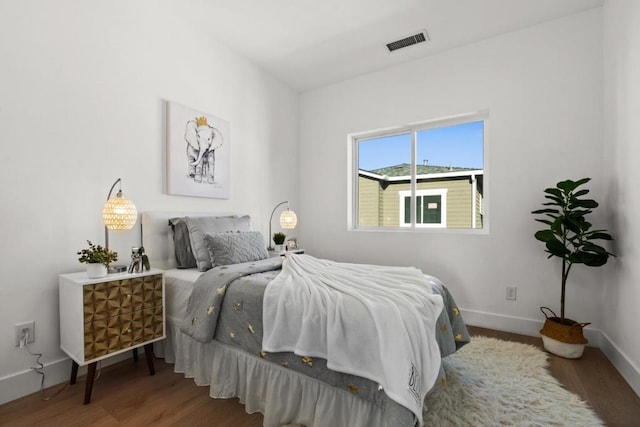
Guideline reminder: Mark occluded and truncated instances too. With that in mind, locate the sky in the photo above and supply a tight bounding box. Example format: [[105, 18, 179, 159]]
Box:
[[358, 120, 484, 171]]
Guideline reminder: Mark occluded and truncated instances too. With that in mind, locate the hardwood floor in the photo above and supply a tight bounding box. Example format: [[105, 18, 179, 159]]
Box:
[[1, 326, 638, 426]]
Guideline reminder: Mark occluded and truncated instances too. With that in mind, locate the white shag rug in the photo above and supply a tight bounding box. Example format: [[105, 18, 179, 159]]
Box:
[[423, 336, 604, 426]]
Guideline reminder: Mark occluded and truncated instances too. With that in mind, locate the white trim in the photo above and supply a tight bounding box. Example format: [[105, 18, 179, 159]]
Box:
[[471, 175, 478, 228], [399, 189, 448, 228], [347, 134, 356, 230], [0, 351, 137, 405], [358, 169, 384, 180], [358, 169, 484, 182], [471, 174, 477, 229], [599, 331, 640, 397], [416, 170, 483, 181], [459, 308, 601, 347]]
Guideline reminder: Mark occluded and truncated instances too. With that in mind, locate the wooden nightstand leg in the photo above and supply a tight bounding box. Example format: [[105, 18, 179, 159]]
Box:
[[70, 361, 79, 385], [83, 362, 97, 405], [132, 348, 139, 362], [144, 343, 155, 376]]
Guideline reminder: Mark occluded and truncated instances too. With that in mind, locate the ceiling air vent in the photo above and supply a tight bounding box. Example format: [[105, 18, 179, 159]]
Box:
[[385, 30, 429, 53]]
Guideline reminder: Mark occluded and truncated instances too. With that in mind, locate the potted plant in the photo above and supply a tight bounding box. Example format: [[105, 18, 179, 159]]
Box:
[[532, 178, 614, 358], [77, 240, 118, 278], [272, 232, 286, 252]]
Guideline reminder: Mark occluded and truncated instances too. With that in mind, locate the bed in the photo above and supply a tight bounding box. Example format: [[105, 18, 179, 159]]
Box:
[[142, 211, 469, 427]]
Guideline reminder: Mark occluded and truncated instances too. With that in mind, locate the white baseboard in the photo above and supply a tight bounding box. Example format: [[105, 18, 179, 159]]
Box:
[[3, 312, 638, 404], [0, 351, 136, 405], [460, 308, 602, 345], [599, 331, 640, 397], [461, 308, 639, 397]]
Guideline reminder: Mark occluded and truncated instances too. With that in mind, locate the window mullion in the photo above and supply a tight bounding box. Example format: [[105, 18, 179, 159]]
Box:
[[410, 131, 417, 228]]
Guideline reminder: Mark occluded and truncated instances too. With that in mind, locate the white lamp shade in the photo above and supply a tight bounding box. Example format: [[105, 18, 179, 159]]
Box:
[[102, 194, 138, 230], [279, 209, 297, 229]]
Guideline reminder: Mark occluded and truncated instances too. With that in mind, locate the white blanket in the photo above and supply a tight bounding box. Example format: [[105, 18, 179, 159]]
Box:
[[262, 254, 444, 425]]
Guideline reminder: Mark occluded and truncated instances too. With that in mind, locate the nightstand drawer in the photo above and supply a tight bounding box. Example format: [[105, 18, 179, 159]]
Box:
[[83, 274, 163, 321], [83, 305, 164, 360]]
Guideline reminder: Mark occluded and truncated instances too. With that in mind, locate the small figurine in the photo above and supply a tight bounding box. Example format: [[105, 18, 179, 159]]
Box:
[[128, 246, 150, 273], [141, 247, 150, 271]]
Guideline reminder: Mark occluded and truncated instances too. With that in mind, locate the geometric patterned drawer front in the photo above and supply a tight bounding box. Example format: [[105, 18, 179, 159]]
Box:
[[83, 305, 164, 360], [81, 274, 163, 361], [83, 274, 162, 322]]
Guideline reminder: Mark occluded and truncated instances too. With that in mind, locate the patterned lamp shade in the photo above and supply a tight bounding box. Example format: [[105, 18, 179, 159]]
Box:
[[102, 191, 137, 230], [279, 208, 297, 229]]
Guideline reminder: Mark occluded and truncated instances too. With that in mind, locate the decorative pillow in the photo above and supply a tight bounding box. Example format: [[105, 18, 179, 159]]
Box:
[[184, 215, 251, 271], [204, 231, 269, 266], [169, 217, 197, 269]]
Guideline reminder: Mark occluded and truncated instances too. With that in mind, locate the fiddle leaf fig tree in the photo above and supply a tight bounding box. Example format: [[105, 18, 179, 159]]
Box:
[[532, 178, 614, 322]]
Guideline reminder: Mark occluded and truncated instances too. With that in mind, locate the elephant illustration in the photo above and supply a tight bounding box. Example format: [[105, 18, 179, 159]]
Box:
[[184, 116, 223, 184]]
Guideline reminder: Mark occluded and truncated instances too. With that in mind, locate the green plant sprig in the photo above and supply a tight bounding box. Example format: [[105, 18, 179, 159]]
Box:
[[77, 240, 118, 266], [273, 232, 286, 245]]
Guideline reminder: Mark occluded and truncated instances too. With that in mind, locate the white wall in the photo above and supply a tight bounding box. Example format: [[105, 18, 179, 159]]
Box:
[[602, 0, 640, 396], [300, 10, 606, 336], [0, 1, 299, 403]]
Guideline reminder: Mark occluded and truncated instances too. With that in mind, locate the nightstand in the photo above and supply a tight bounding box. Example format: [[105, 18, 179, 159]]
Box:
[[269, 248, 305, 257], [59, 268, 165, 404]]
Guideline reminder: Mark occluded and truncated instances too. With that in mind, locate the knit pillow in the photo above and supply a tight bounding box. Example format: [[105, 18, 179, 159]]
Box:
[[204, 231, 268, 266], [184, 215, 251, 271]]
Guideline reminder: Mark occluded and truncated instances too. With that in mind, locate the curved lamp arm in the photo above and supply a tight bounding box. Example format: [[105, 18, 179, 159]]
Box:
[[104, 178, 122, 249], [268, 201, 289, 251]]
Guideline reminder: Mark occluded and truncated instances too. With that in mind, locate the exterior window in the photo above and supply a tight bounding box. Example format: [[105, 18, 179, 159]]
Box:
[[399, 189, 447, 227], [353, 114, 485, 230]]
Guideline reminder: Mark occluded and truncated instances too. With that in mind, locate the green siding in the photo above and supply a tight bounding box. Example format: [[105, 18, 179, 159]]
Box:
[[358, 176, 380, 226], [475, 189, 483, 228]]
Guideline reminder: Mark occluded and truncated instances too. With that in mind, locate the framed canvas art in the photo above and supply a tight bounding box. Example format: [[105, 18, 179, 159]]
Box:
[[166, 101, 230, 199]]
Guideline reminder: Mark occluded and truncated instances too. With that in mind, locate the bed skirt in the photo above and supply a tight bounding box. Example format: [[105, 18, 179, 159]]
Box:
[[154, 319, 410, 427]]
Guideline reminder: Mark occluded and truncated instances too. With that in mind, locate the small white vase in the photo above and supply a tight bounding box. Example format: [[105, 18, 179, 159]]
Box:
[[86, 263, 108, 279]]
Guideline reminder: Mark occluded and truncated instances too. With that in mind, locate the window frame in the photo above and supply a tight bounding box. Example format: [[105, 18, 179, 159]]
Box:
[[348, 110, 488, 233]]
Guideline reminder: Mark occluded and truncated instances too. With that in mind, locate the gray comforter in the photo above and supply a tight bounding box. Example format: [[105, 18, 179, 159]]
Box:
[[181, 256, 470, 427]]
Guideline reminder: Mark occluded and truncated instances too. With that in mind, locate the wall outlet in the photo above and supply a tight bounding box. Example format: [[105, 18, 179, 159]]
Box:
[[505, 286, 517, 301], [15, 321, 35, 347]]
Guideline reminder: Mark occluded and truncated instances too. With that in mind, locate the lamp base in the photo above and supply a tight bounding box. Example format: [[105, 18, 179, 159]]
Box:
[[108, 265, 128, 274]]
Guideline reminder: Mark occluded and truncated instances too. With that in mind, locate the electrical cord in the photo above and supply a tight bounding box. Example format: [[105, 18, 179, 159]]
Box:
[[20, 330, 67, 401], [95, 361, 102, 381]]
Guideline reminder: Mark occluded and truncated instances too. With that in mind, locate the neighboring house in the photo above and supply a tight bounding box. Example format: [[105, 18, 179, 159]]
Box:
[[359, 163, 484, 229]]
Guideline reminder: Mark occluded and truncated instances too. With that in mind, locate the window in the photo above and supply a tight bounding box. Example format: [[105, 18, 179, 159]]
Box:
[[352, 113, 485, 230], [399, 189, 448, 228]]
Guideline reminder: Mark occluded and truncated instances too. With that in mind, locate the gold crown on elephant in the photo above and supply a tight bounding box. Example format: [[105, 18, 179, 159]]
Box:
[[195, 116, 208, 126]]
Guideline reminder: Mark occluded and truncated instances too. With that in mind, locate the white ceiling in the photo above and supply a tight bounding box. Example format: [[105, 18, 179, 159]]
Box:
[[187, 0, 603, 92]]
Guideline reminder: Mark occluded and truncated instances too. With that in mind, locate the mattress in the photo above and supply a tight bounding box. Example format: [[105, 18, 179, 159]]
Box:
[[164, 268, 202, 321]]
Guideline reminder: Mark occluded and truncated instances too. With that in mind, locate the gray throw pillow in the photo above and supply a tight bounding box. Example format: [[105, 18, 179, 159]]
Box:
[[169, 217, 197, 269], [185, 215, 251, 271], [204, 231, 269, 266]]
